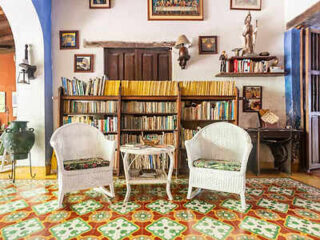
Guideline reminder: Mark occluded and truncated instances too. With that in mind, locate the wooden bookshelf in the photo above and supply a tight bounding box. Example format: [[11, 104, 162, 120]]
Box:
[[215, 72, 286, 78], [58, 81, 239, 176]]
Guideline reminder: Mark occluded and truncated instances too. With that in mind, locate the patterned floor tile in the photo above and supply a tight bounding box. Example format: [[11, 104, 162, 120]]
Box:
[[109, 201, 140, 214], [285, 216, 320, 238], [0, 199, 28, 215], [132, 210, 153, 222], [89, 211, 111, 222], [255, 209, 280, 220], [71, 199, 103, 215], [20, 188, 47, 198], [46, 211, 70, 222], [246, 188, 264, 197], [294, 209, 320, 220], [257, 198, 289, 213], [293, 198, 320, 212], [184, 199, 215, 214], [216, 210, 237, 220], [32, 200, 60, 215], [146, 217, 185, 240], [220, 199, 251, 213], [98, 217, 138, 240], [193, 217, 233, 240], [240, 216, 280, 239], [1, 218, 43, 240], [50, 217, 91, 240], [2, 211, 29, 222], [146, 199, 177, 214], [0, 187, 16, 196], [268, 186, 294, 196], [174, 210, 195, 221]]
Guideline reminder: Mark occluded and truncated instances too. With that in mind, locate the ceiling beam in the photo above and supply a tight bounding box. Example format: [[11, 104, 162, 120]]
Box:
[[0, 21, 10, 31], [0, 34, 13, 43], [0, 9, 4, 16], [84, 40, 175, 49], [287, 1, 320, 29]]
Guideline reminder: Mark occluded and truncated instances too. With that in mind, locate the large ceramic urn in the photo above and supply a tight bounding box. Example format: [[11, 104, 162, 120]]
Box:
[[1, 121, 35, 160]]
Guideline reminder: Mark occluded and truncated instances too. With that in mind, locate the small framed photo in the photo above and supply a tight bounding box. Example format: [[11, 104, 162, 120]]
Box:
[[243, 86, 262, 112], [199, 36, 218, 54], [60, 31, 79, 50], [74, 54, 94, 73], [89, 0, 111, 9], [230, 0, 262, 11]]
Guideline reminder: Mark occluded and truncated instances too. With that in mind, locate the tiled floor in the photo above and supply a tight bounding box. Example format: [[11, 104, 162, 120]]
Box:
[[0, 177, 320, 239]]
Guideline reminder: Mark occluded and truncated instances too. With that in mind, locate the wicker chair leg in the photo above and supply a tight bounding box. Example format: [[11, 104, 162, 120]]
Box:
[[99, 185, 114, 198], [110, 184, 115, 198], [58, 190, 65, 208], [240, 192, 246, 211], [187, 185, 193, 199]]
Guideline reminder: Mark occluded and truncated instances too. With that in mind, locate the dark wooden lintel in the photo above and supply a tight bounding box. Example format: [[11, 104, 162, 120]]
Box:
[[0, 34, 13, 43], [84, 40, 175, 49], [0, 21, 10, 31], [287, 1, 320, 29]]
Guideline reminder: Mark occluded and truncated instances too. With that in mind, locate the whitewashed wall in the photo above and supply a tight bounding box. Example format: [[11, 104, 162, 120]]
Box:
[[285, 0, 319, 22], [0, 0, 46, 167], [52, 0, 286, 129]]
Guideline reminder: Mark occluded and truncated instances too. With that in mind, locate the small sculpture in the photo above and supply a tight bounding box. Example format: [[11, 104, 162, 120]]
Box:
[[219, 51, 228, 73], [232, 48, 243, 57], [242, 12, 258, 56]]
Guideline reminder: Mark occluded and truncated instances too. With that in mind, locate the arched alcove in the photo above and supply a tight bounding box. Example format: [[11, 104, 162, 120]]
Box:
[[0, 0, 49, 175]]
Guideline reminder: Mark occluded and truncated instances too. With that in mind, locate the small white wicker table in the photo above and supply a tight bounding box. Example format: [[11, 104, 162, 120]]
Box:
[[120, 145, 175, 203]]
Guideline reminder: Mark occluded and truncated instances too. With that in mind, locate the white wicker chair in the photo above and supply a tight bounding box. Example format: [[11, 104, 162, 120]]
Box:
[[185, 122, 252, 210], [50, 123, 116, 207]]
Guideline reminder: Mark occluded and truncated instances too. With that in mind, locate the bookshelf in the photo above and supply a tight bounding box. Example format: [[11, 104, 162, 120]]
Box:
[[58, 80, 238, 176], [215, 56, 286, 78]]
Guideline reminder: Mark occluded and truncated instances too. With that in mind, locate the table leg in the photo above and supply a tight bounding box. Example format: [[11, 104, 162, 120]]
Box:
[[166, 152, 174, 201], [123, 153, 131, 203], [257, 131, 261, 176]]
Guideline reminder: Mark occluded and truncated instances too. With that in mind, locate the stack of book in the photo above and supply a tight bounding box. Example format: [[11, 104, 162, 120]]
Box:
[[61, 76, 120, 96], [94, 117, 118, 133], [121, 133, 176, 145], [121, 81, 178, 96], [231, 59, 269, 73], [182, 101, 235, 120], [128, 155, 168, 170], [63, 100, 117, 114], [179, 81, 235, 96], [122, 116, 177, 130], [181, 128, 199, 148], [63, 115, 93, 125], [122, 101, 176, 113]]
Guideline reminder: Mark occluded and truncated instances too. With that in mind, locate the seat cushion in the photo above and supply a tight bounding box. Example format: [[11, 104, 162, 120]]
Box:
[[63, 157, 110, 171], [193, 159, 241, 171]]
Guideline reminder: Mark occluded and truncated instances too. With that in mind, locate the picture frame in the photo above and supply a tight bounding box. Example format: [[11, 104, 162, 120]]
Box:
[[148, 0, 203, 21], [243, 86, 262, 112], [74, 54, 94, 73], [60, 31, 79, 50], [230, 0, 262, 11], [199, 36, 218, 54], [89, 0, 111, 9]]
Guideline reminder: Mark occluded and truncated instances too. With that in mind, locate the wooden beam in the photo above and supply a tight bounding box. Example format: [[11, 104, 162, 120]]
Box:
[[84, 40, 175, 49], [287, 1, 320, 29], [0, 9, 4, 16], [0, 21, 10, 31], [0, 34, 13, 43]]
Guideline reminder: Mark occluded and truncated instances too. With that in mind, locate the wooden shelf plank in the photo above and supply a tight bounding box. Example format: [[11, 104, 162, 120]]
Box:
[[122, 96, 177, 101], [215, 72, 286, 78], [181, 95, 236, 100], [182, 119, 236, 123], [62, 95, 119, 100], [121, 129, 177, 133], [228, 56, 278, 61], [103, 132, 118, 135], [63, 113, 117, 116]]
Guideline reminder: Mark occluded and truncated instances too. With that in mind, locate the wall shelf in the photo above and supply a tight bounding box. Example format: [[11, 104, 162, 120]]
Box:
[[215, 72, 286, 78]]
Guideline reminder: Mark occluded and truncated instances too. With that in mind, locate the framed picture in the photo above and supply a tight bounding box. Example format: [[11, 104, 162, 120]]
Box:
[[148, 0, 203, 21], [243, 86, 262, 112], [89, 0, 111, 9], [230, 0, 262, 11], [60, 31, 79, 50], [74, 54, 94, 73], [199, 36, 218, 54]]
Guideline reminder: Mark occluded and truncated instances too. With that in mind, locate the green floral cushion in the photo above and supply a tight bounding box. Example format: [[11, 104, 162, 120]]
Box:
[[63, 157, 110, 171], [193, 159, 241, 171]]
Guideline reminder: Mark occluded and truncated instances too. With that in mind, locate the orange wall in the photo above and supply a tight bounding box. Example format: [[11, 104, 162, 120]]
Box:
[[0, 52, 16, 125]]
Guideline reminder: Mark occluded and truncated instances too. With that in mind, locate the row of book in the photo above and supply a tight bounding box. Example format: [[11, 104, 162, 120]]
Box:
[[62, 116, 117, 133], [229, 60, 269, 73], [63, 100, 117, 114], [122, 101, 177, 114], [179, 81, 235, 96], [181, 128, 199, 148], [120, 133, 176, 145], [61, 76, 120, 96], [121, 116, 177, 130], [182, 101, 235, 120], [128, 155, 169, 170], [61, 79, 236, 97]]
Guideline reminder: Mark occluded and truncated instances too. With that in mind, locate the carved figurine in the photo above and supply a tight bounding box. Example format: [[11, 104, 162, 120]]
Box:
[[242, 12, 258, 56], [219, 51, 228, 73]]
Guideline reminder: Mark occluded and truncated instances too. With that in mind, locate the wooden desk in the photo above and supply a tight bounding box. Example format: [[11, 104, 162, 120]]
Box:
[[246, 128, 304, 175]]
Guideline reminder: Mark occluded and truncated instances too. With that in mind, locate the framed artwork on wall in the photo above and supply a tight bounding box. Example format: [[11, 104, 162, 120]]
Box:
[[230, 0, 262, 11], [199, 36, 218, 54], [89, 0, 111, 9], [60, 31, 79, 50], [74, 54, 94, 73], [243, 86, 262, 112], [148, 0, 203, 21]]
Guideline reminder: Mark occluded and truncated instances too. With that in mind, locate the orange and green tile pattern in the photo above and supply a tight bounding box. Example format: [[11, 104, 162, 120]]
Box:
[[0, 178, 320, 239]]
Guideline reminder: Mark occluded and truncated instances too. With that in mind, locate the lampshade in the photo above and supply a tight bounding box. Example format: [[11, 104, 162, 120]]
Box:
[[174, 35, 191, 49]]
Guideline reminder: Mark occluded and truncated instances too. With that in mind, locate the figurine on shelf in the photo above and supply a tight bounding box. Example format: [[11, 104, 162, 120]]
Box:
[[242, 12, 258, 56], [219, 51, 228, 73], [232, 48, 243, 57]]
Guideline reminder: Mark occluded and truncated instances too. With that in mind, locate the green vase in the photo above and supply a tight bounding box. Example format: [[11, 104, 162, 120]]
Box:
[[1, 121, 35, 160]]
